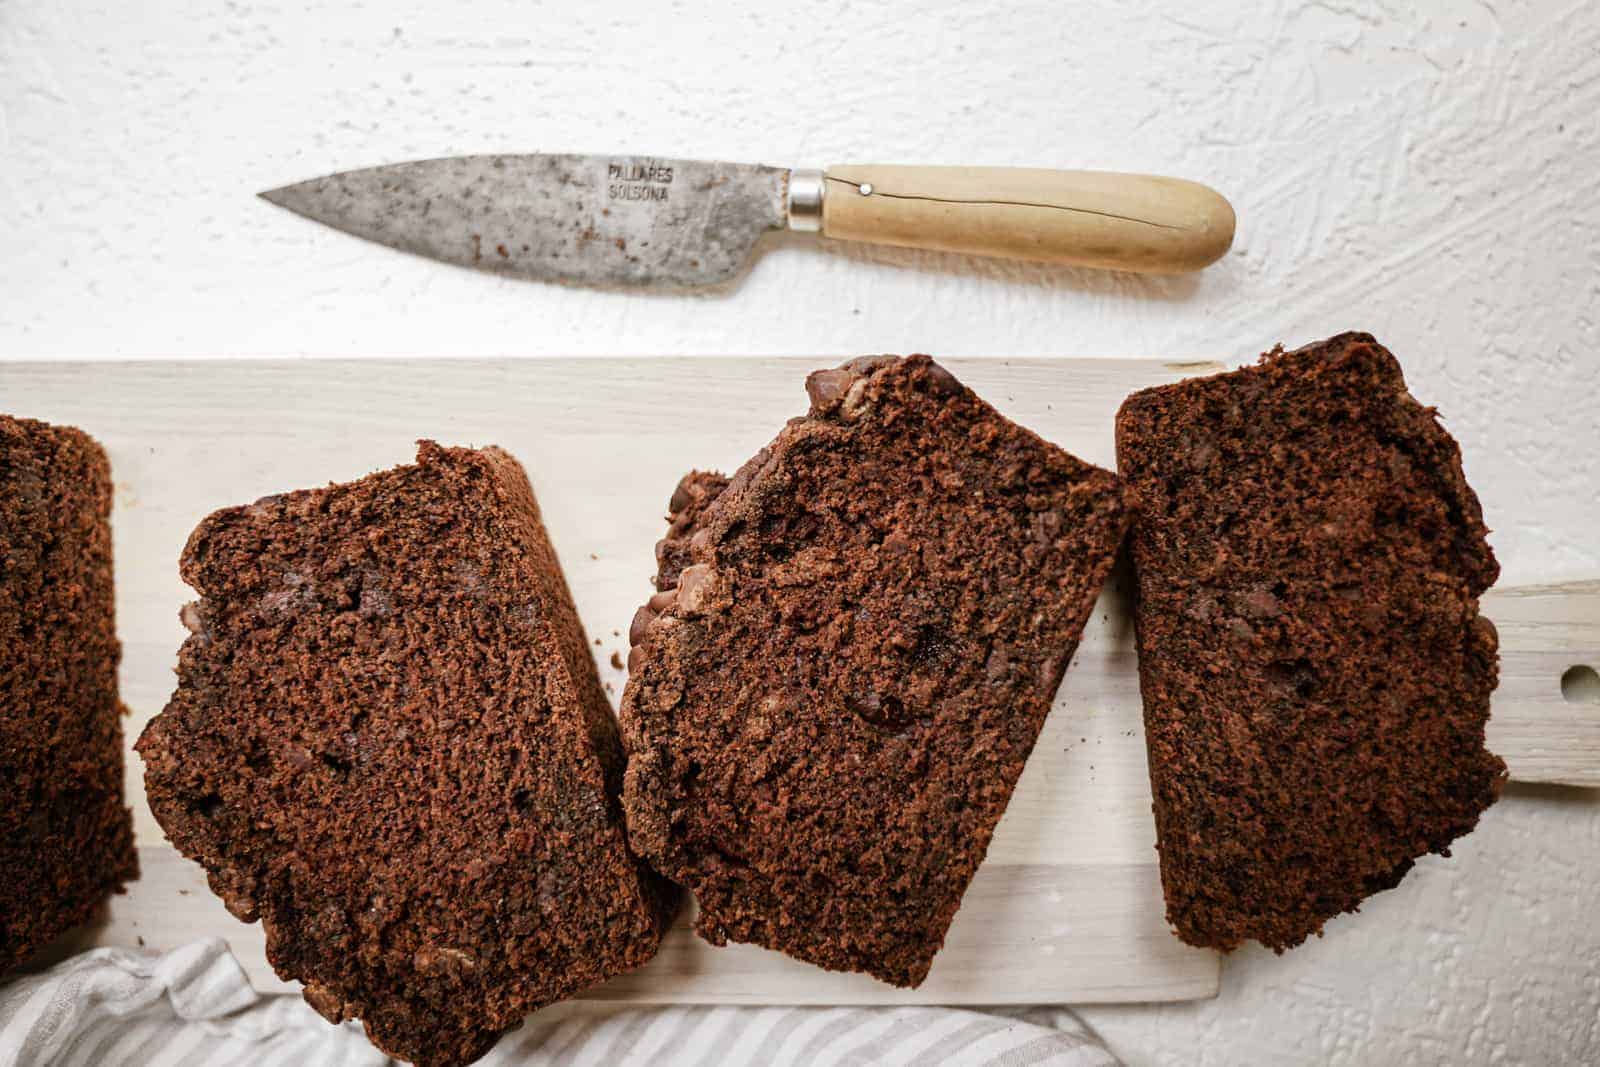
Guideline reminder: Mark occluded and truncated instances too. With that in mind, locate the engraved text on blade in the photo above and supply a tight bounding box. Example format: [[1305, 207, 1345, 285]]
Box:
[[609, 160, 674, 203]]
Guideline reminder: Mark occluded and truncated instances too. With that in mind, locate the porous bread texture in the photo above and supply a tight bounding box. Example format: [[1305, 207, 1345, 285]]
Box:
[[621, 355, 1128, 987], [1, 415, 137, 975], [1116, 333, 1505, 952], [138, 442, 675, 1067]]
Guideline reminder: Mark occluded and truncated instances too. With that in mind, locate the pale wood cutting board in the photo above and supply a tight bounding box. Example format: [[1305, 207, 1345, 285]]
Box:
[[7, 358, 1596, 1006]]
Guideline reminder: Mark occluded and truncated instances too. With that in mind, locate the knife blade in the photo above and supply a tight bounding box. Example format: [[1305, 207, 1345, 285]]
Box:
[[260, 154, 1235, 287]]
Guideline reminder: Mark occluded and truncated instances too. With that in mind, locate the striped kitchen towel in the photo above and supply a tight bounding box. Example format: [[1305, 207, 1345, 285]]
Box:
[[0, 941, 1120, 1066]]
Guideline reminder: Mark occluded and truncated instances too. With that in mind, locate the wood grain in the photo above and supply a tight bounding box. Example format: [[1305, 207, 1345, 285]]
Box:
[[1482, 580, 1600, 787], [5, 357, 1594, 1005], [821, 166, 1236, 273], [34, 847, 1210, 1004]]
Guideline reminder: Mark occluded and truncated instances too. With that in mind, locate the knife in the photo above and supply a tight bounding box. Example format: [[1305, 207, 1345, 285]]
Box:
[[260, 154, 1235, 288]]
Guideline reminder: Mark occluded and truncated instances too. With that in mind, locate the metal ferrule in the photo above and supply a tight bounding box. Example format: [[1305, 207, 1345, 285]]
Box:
[[786, 168, 825, 232]]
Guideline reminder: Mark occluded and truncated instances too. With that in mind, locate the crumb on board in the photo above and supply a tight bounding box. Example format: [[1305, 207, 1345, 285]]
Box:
[[610, 651, 625, 671]]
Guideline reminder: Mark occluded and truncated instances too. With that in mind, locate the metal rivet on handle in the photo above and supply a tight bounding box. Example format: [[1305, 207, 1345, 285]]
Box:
[[859, 183, 874, 196]]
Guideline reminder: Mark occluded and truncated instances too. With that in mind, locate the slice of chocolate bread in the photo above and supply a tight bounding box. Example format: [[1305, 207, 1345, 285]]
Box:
[[1116, 333, 1506, 952], [620, 356, 1128, 987], [137, 443, 675, 1067], [1, 416, 138, 975]]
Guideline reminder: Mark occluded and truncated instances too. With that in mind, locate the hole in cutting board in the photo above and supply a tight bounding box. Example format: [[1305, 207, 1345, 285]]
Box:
[[1560, 664, 1600, 703]]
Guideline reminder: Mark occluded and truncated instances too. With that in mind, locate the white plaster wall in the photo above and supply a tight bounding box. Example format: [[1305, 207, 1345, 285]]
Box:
[[2, 1, 1597, 1063]]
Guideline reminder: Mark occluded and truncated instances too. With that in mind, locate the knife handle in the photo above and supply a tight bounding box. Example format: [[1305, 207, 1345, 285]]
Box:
[[796, 165, 1235, 274]]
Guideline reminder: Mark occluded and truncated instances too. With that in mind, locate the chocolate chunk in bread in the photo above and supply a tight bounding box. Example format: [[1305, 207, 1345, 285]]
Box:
[[620, 356, 1128, 987], [137, 442, 676, 1066], [1, 415, 138, 975], [654, 470, 729, 591], [1115, 333, 1505, 952]]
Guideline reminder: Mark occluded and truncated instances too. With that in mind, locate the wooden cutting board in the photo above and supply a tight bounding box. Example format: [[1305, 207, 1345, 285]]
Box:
[[8, 358, 1596, 1006]]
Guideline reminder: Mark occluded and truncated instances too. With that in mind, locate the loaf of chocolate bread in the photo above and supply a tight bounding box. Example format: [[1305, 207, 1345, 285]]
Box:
[[1116, 333, 1506, 951], [137, 442, 675, 1066], [620, 356, 1128, 987], [1, 416, 138, 975]]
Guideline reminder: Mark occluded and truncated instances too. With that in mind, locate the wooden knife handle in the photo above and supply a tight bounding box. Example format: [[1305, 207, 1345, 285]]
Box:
[[817, 165, 1235, 274]]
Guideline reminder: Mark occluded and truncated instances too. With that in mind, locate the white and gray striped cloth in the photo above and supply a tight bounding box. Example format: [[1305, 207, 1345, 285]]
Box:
[[0, 941, 1119, 1066]]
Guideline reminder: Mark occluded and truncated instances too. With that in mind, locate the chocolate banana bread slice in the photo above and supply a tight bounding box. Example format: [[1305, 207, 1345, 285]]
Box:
[[1, 416, 138, 975], [1116, 333, 1505, 952], [620, 356, 1128, 987], [137, 443, 675, 1067]]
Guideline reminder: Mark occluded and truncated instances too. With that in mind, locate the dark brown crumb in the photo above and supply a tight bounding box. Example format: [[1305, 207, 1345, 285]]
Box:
[[620, 356, 1128, 987], [138, 442, 676, 1066], [610, 651, 625, 671], [1116, 332, 1505, 952], [1, 415, 138, 976]]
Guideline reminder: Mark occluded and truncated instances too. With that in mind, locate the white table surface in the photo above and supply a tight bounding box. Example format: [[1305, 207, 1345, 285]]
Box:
[[3, 2, 1597, 1063]]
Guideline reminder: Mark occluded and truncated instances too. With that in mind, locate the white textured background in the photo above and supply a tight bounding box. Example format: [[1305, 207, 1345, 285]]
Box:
[[2, 1, 1597, 1063]]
